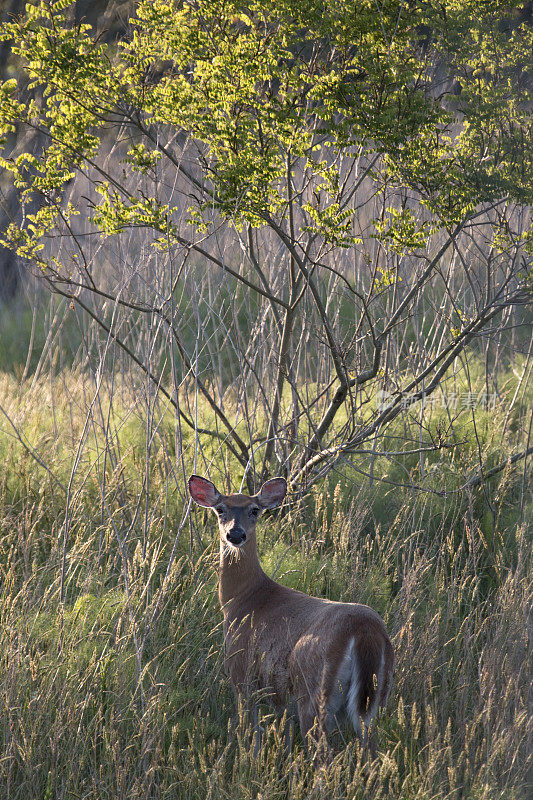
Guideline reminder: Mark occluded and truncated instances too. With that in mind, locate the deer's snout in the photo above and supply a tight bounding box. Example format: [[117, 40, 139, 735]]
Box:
[[226, 524, 246, 546]]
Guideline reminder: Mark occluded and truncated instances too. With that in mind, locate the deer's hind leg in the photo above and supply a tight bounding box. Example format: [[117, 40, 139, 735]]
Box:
[[297, 695, 330, 763]]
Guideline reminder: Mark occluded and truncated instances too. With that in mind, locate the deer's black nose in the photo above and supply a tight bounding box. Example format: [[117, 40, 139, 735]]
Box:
[[227, 528, 246, 545]]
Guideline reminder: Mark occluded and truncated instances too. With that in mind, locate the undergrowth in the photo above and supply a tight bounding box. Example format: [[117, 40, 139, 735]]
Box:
[[0, 366, 530, 799]]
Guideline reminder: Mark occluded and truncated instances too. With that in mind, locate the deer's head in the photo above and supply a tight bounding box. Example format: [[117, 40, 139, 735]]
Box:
[[188, 475, 287, 549]]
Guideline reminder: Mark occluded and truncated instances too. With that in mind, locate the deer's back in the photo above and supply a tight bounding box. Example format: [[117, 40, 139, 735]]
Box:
[[223, 576, 390, 704]]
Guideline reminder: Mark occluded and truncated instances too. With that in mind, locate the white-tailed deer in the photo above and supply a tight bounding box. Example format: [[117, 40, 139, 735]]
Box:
[[188, 475, 394, 754]]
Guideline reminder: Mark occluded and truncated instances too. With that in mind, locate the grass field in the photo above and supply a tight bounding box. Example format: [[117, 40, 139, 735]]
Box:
[[0, 356, 530, 799]]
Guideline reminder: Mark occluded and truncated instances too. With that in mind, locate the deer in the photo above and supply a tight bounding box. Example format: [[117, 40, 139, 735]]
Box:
[[188, 474, 394, 757]]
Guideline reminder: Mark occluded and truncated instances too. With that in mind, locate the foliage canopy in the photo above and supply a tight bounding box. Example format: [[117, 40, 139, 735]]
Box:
[[1, 0, 531, 252]]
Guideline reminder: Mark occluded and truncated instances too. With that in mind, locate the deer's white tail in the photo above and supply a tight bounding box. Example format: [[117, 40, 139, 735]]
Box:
[[330, 635, 391, 739]]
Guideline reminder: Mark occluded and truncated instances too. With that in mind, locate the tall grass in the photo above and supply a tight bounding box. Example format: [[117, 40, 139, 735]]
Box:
[[0, 362, 530, 799]]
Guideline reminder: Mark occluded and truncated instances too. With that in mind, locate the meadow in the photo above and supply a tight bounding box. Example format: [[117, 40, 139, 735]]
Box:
[[0, 311, 530, 800], [0, 2, 531, 796]]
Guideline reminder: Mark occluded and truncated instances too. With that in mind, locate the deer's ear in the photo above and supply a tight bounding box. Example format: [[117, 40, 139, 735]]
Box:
[[188, 475, 221, 507], [257, 478, 287, 509]]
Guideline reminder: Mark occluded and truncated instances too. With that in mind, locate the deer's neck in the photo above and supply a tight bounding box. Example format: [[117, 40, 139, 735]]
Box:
[[218, 538, 266, 609]]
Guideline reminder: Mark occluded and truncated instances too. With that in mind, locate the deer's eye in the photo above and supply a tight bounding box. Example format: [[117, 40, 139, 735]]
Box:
[[215, 506, 226, 517], [249, 507, 260, 518]]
